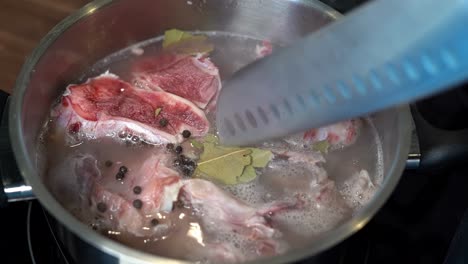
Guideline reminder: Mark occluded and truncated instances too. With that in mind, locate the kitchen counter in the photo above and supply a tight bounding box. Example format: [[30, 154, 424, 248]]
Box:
[[0, 0, 90, 93]]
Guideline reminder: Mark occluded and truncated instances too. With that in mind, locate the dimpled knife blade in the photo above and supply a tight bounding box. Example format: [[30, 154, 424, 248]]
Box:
[[216, 0, 468, 146]]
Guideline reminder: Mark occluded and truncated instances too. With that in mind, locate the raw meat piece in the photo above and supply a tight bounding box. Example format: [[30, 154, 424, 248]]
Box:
[[132, 53, 221, 109], [75, 152, 183, 237], [302, 119, 361, 148], [53, 73, 209, 144], [270, 148, 325, 164], [264, 149, 327, 194], [340, 169, 376, 208], [255, 40, 273, 58], [181, 179, 299, 258], [186, 242, 243, 264]]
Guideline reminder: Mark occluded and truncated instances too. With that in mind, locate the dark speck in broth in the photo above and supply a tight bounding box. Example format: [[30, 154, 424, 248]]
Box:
[[105, 160, 113, 167], [151, 218, 159, 226], [97, 202, 107, 213]]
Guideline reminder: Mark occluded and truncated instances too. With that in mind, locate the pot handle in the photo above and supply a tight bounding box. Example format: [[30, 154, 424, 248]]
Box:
[[411, 87, 468, 171], [0, 91, 34, 206]]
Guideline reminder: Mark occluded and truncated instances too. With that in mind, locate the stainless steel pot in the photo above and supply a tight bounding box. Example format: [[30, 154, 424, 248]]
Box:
[[3, 0, 466, 263]]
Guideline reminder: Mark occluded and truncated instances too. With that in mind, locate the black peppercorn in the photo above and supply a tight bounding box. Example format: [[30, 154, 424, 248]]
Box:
[[133, 186, 142, 195], [166, 143, 174, 150], [116, 172, 125, 181], [182, 168, 192, 176], [182, 130, 191, 138], [119, 166, 128, 174], [131, 136, 140, 143], [150, 218, 159, 226], [133, 199, 143, 209], [118, 131, 127, 138], [159, 118, 169, 127], [97, 202, 107, 213], [175, 146, 183, 154]]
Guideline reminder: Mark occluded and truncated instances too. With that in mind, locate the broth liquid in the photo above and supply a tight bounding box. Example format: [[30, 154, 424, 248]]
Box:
[[39, 31, 384, 262]]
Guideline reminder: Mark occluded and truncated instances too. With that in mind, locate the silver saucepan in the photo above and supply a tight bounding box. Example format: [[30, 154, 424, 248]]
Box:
[[2, 0, 467, 263]]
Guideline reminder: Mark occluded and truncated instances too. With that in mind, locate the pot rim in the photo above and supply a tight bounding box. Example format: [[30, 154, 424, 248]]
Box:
[[8, 0, 411, 263]]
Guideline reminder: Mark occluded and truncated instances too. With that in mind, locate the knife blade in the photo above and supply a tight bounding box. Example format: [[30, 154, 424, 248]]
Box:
[[216, 0, 468, 146]]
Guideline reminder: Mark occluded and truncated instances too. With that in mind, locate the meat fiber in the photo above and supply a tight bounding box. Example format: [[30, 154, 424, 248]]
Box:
[[52, 73, 209, 144], [132, 53, 221, 109]]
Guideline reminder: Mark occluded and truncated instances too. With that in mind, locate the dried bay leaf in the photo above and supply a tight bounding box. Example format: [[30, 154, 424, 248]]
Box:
[[250, 148, 273, 168], [190, 139, 203, 149], [194, 134, 273, 185], [163, 29, 214, 55], [154, 107, 162, 117], [238, 165, 256, 183], [163, 29, 193, 48], [312, 140, 330, 154], [196, 143, 252, 185]]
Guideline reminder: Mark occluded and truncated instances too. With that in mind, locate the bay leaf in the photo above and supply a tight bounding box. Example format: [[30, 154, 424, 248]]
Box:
[[238, 165, 256, 183], [155, 107, 162, 117], [162, 29, 193, 48], [250, 148, 273, 168], [312, 140, 330, 154], [195, 143, 252, 185], [203, 134, 219, 143], [163, 29, 214, 55], [190, 139, 203, 149]]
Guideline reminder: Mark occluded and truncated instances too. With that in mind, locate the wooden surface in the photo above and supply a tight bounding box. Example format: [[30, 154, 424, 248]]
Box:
[[0, 0, 91, 93]]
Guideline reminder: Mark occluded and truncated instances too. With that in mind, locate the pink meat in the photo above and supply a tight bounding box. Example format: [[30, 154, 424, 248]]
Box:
[[181, 179, 298, 257], [132, 53, 221, 109], [75, 153, 183, 237], [53, 74, 209, 144], [255, 40, 273, 58], [303, 119, 361, 148]]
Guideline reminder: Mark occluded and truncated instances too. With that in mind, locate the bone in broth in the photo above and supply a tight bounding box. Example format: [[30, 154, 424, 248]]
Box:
[[38, 31, 384, 263]]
